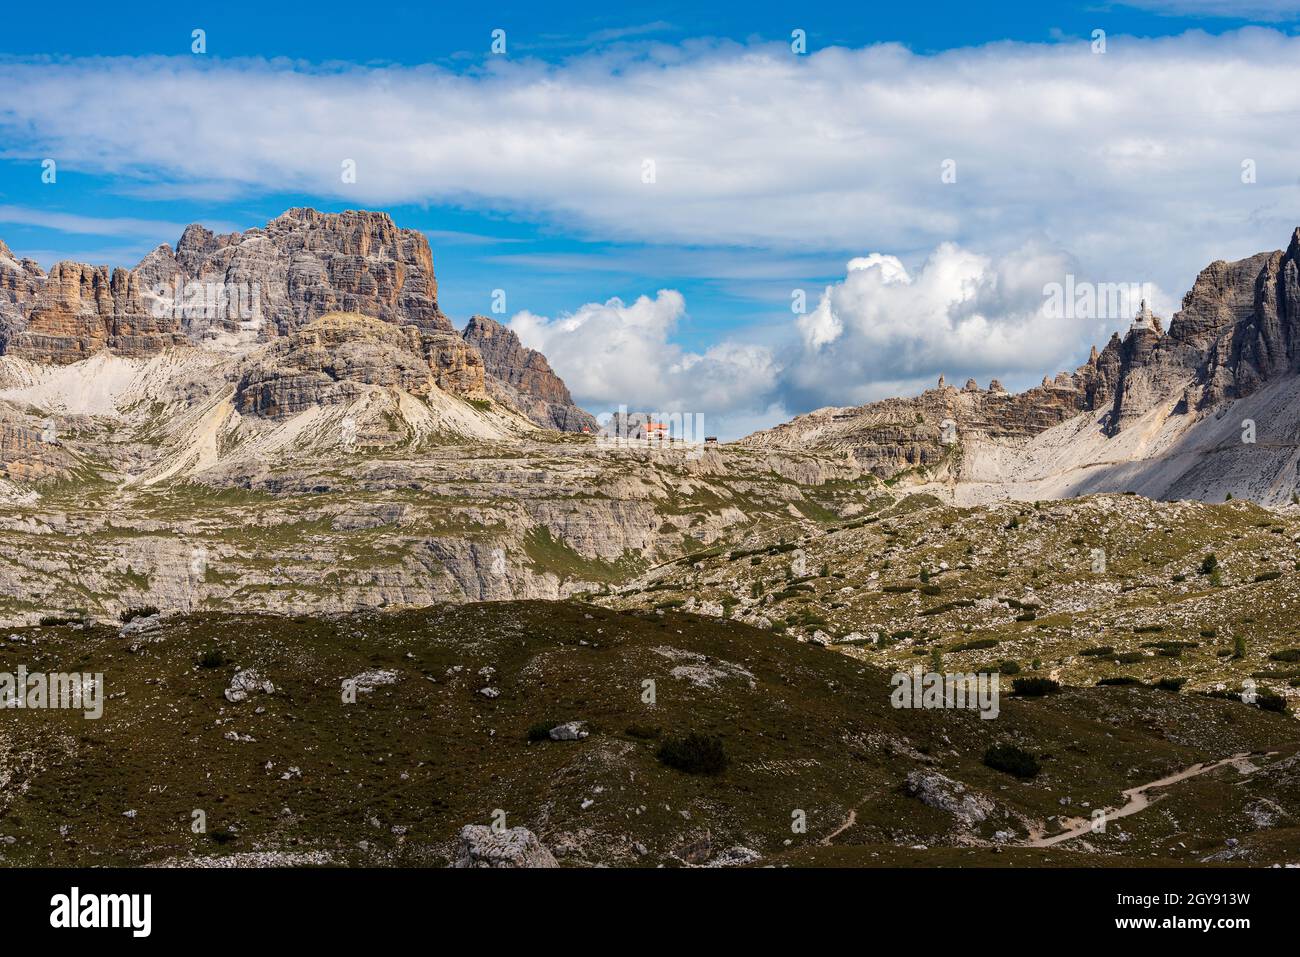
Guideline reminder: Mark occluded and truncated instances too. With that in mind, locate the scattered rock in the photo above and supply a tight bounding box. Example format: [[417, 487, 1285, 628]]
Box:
[[348, 669, 400, 693], [705, 846, 762, 867], [224, 669, 274, 703], [548, 721, 589, 741]]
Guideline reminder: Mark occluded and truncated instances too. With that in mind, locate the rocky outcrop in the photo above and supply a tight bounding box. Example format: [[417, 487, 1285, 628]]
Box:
[[8, 261, 188, 364], [743, 378, 1096, 479], [233, 312, 486, 419], [0, 418, 79, 483], [171, 208, 453, 338], [223, 668, 275, 703], [462, 315, 597, 432], [548, 721, 589, 741], [452, 825, 558, 868], [422, 331, 486, 396], [235, 313, 431, 418], [903, 769, 995, 828]]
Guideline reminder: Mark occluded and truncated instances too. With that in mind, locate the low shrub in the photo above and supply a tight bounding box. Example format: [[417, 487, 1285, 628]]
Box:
[[1256, 690, 1288, 714], [198, 649, 229, 669], [120, 605, 160, 623], [1011, 677, 1060, 697], [983, 744, 1040, 779], [526, 722, 555, 743], [657, 733, 728, 775], [1079, 645, 1114, 657], [38, 614, 84, 627], [950, 638, 999, 652], [921, 600, 976, 616], [1251, 668, 1300, 680]]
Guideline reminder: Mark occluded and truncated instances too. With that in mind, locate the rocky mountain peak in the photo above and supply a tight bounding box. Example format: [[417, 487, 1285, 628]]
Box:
[[462, 314, 597, 432], [0, 209, 597, 433], [2, 207, 457, 364], [744, 226, 1300, 504]]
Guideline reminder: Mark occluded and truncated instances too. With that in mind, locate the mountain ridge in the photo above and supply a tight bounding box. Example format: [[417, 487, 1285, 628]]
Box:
[[742, 228, 1300, 506], [0, 208, 594, 434]]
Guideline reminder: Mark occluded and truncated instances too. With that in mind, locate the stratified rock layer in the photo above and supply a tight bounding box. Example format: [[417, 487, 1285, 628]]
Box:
[[0, 209, 593, 432], [6, 208, 453, 363], [0, 239, 44, 354], [462, 315, 598, 432]]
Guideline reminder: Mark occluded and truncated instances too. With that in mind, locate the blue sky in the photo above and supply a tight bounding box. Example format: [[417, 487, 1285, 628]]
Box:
[[2, 0, 1300, 436]]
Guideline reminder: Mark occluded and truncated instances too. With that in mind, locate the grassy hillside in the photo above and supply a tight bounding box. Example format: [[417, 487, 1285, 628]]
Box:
[[1, 601, 1296, 867]]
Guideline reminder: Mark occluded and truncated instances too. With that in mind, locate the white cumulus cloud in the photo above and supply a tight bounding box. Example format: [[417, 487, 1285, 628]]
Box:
[[508, 290, 780, 437], [784, 241, 1175, 411]]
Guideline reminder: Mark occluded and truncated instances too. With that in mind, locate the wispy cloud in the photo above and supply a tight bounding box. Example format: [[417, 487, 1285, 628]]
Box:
[[530, 21, 676, 48], [0, 204, 239, 241], [1, 32, 1297, 300], [420, 228, 527, 246], [1116, 0, 1300, 20]]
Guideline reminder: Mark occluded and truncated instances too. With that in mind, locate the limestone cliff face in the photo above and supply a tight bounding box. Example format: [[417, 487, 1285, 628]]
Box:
[[170, 208, 452, 339], [0, 209, 594, 432], [742, 378, 1098, 479], [462, 315, 597, 432], [422, 331, 487, 396], [0, 239, 44, 355], [746, 227, 1300, 480], [233, 312, 485, 420], [235, 314, 433, 418], [4, 208, 453, 364], [1083, 236, 1300, 434], [7, 261, 189, 363], [0, 419, 79, 483]]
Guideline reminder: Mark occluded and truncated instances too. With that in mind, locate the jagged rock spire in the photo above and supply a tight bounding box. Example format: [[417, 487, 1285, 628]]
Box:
[[1132, 298, 1155, 330]]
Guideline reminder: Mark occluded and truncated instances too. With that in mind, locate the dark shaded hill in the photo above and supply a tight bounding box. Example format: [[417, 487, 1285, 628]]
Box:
[[1, 601, 1296, 867]]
